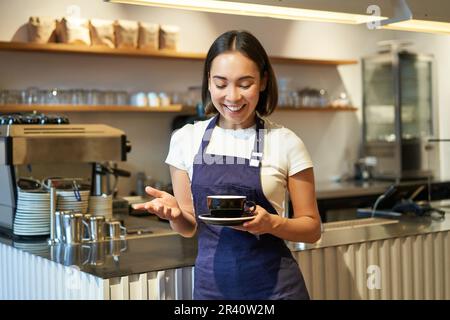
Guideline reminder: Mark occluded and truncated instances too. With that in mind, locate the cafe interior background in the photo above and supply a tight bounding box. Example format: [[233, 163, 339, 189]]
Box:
[[1, 0, 450, 300]]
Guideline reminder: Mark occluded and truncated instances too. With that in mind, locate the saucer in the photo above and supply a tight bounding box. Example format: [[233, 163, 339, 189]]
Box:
[[198, 214, 255, 226]]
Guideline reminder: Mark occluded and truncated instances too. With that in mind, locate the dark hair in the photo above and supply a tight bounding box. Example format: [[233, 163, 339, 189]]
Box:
[[201, 30, 278, 117]]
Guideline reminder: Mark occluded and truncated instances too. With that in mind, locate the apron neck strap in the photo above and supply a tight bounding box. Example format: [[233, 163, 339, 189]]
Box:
[[200, 113, 265, 155], [253, 116, 264, 154]]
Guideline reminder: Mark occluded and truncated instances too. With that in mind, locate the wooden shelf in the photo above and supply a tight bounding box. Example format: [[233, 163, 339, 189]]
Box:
[[270, 57, 356, 66], [0, 41, 358, 66], [275, 106, 357, 111], [0, 104, 356, 113], [0, 104, 197, 113]]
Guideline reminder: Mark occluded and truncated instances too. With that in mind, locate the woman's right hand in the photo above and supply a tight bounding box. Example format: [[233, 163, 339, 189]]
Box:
[[132, 186, 182, 221]]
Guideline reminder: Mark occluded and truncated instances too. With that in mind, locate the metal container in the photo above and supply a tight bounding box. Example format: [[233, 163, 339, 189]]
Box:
[[87, 215, 106, 242], [54, 211, 64, 242], [106, 220, 127, 240], [61, 212, 90, 244]]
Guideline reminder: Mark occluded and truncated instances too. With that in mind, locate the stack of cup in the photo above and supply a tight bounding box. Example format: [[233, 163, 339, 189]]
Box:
[[88, 194, 113, 220]]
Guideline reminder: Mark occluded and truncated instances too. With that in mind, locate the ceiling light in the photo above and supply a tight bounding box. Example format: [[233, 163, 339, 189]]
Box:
[[106, 0, 384, 24], [376, 0, 450, 35], [382, 19, 450, 35]]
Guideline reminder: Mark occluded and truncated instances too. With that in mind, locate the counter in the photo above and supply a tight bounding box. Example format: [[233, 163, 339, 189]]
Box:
[[315, 180, 392, 199], [313, 179, 450, 221], [0, 215, 195, 279], [2, 212, 450, 278], [1, 203, 450, 299]]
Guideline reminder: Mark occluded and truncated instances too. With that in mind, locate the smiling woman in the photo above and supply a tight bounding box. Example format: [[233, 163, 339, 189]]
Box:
[[135, 30, 321, 300], [202, 30, 278, 129]]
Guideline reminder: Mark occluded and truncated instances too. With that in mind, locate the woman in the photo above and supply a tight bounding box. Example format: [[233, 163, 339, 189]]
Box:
[[133, 30, 321, 300]]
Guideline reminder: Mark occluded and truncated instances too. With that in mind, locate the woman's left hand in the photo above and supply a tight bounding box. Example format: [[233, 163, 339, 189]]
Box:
[[232, 205, 280, 235]]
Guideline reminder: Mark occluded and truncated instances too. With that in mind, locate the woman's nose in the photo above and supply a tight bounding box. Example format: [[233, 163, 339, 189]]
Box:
[[225, 86, 241, 102]]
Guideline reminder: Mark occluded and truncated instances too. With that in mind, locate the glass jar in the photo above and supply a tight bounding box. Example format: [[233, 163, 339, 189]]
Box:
[[115, 91, 129, 105], [21, 87, 39, 105], [87, 90, 105, 105]]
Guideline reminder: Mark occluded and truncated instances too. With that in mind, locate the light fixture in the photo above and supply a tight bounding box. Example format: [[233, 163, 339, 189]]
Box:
[[106, 0, 450, 35], [106, 0, 385, 25], [382, 19, 450, 35], [378, 0, 450, 35], [379, 0, 412, 26]]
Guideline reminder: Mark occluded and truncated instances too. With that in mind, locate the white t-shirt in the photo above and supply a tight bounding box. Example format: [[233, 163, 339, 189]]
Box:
[[165, 117, 313, 216]]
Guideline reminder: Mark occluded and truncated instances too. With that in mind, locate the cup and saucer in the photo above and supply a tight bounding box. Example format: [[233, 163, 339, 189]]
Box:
[[198, 195, 256, 227]]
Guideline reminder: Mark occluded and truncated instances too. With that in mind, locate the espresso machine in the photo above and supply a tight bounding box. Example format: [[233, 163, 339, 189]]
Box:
[[0, 121, 131, 235]]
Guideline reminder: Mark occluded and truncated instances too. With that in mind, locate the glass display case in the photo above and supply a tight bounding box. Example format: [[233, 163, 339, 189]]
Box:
[[362, 49, 438, 181]]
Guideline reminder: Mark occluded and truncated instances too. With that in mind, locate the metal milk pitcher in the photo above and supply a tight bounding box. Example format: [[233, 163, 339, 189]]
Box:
[[87, 215, 106, 242], [106, 220, 127, 240], [61, 212, 90, 244], [54, 211, 64, 243]]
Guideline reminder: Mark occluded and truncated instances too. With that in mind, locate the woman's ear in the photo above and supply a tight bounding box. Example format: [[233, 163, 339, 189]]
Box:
[[260, 72, 268, 92]]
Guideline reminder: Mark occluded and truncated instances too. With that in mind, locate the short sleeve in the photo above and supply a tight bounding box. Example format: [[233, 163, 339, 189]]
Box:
[[165, 126, 188, 171], [285, 129, 313, 176]]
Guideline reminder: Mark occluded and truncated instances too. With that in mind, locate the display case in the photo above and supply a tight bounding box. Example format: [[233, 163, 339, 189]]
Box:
[[362, 49, 438, 181]]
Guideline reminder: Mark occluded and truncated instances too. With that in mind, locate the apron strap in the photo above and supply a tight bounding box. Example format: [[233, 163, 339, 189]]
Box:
[[193, 115, 219, 164], [201, 114, 220, 151], [194, 114, 265, 166], [250, 116, 265, 167]]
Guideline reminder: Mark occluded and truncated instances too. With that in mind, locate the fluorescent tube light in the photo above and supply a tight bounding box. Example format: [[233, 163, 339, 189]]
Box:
[[382, 19, 450, 35], [106, 0, 384, 24]]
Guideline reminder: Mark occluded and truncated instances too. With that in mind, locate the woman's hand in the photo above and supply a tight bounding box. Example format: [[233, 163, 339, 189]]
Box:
[[132, 186, 182, 221], [233, 205, 284, 235]]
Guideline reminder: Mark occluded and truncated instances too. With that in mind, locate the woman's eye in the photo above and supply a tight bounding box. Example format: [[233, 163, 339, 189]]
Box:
[[215, 84, 226, 89], [240, 84, 251, 89]]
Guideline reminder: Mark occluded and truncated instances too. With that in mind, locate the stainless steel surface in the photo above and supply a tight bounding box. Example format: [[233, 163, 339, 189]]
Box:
[[0, 124, 126, 165], [289, 205, 450, 251], [52, 243, 91, 266], [87, 242, 107, 266], [108, 239, 127, 258]]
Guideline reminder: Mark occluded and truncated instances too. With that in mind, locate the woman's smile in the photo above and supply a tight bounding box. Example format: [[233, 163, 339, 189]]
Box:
[[222, 103, 247, 113]]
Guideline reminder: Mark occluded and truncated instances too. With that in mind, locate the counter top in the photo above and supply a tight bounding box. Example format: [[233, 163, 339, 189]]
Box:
[[2, 202, 450, 279], [0, 215, 196, 279], [315, 180, 391, 199], [315, 179, 450, 200], [290, 210, 450, 251]]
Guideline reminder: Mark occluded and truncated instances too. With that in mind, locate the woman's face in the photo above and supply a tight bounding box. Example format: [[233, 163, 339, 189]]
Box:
[[208, 51, 266, 129]]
